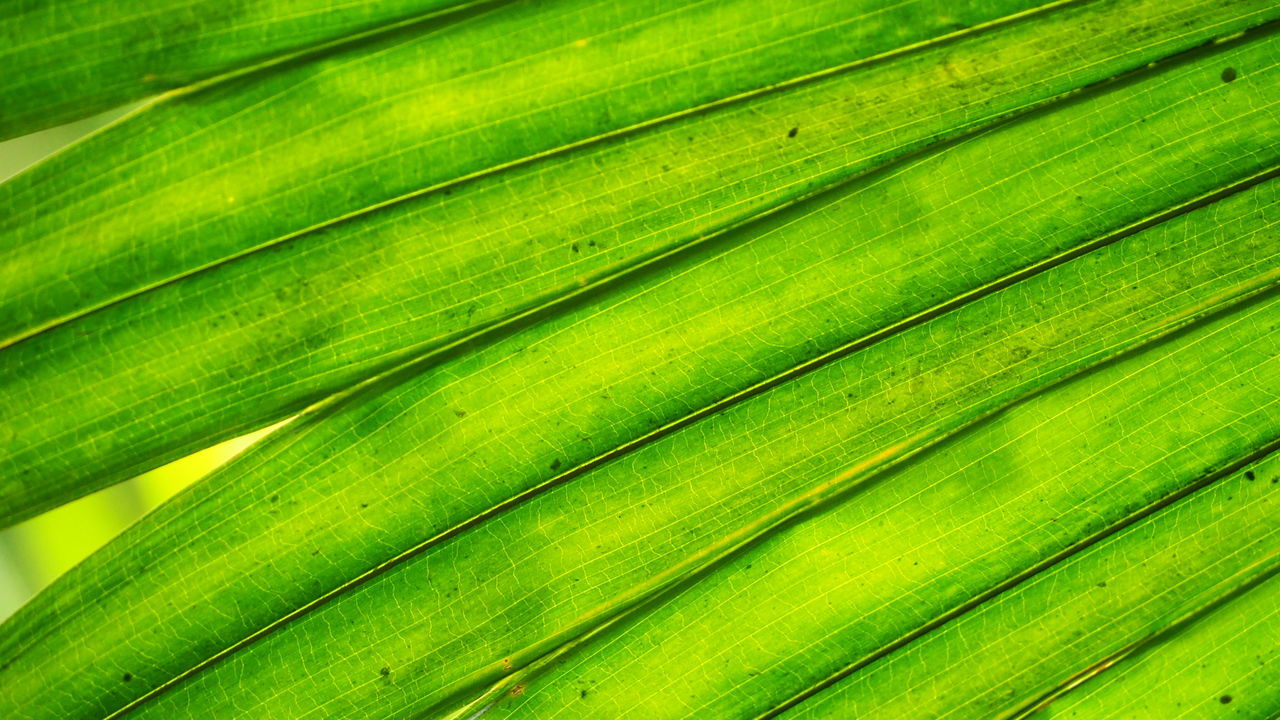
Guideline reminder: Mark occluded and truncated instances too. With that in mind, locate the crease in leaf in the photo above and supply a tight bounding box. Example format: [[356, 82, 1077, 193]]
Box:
[[3, 0, 1276, 524], [2, 31, 1277, 719]]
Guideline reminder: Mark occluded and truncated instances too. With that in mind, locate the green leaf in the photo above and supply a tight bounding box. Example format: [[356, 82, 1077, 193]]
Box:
[[3, 3, 1279, 719], [2, 103, 1275, 720], [1029, 565, 1280, 719], [0, 0, 475, 140], [3, 0, 1275, 525]]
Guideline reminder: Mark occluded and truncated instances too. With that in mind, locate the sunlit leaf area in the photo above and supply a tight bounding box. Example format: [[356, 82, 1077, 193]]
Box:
[[0, 1, 1277, 719]]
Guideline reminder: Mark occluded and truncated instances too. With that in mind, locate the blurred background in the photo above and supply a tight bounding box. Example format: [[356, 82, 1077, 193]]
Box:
[[0, 114, 274, 620]]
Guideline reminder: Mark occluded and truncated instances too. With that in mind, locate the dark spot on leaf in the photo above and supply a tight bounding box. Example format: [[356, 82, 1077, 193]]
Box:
[[122, 673, 133, 682], [1220, 695, 1233, 704], [550, 458, 562, 471], [380, 667, 391, 676], [270, 494, 279, 503], [571, 242, 580, 253], [580, 689, 589, 699], [454, 409, 467, 418], [511, 684, 526, 696], [787, 126, 799, 138], [1245, 471, 1255, 480], [1221, 67, 1237, 83]]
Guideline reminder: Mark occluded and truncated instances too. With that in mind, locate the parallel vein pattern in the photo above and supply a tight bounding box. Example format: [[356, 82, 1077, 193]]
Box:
[[2, 0, 1275, 526], [487, 299, 1280, 719], [1, 2, 1278, 720]]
